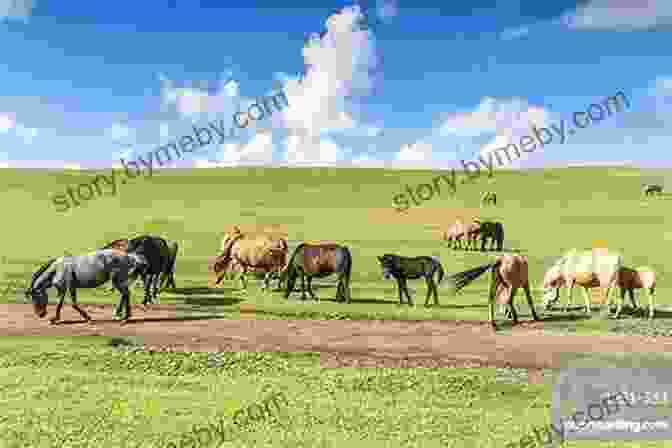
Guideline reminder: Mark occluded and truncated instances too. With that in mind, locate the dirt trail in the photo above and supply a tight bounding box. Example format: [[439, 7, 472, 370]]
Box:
[[2, 304, 670, 373]]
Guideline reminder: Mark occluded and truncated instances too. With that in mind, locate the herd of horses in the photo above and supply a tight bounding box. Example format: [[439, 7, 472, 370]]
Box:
[[23, 214, 657, 330]]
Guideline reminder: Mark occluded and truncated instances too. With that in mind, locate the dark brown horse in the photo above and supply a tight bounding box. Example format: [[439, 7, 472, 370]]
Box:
[[284, 243, 352, 302], [473, 220, 504, 252]]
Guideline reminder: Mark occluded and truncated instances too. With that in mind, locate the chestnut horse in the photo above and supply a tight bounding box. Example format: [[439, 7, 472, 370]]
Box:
[[616, 266, 656, 319], [284, 243, 352, 303], [446, 254, 539, 330]]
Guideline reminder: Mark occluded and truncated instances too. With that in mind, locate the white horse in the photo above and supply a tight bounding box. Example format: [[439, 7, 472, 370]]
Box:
[[543, 248, 623, 315]]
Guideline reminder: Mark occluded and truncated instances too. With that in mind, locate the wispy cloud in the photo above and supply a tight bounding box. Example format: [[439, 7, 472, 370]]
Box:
[[559, 0, 672, 31]]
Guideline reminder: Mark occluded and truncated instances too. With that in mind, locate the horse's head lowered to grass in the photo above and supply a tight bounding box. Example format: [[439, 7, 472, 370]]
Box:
[[25, 257, 58, 318]]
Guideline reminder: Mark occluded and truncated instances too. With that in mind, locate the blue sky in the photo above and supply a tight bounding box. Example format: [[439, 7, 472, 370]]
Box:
[[1, 0, 671, 169]]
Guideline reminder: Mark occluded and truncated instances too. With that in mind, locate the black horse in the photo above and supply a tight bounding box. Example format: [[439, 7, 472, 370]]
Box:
[[476, 221, 504, 252], [377, 254, 444, 306], [101, 235, 171, 307], [643, 184, 663, 196]]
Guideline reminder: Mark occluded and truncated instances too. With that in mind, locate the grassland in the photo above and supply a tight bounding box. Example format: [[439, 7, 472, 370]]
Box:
[[1, 166, 671, 447], [1, 336, 670, 448], [1, 166, 671, 334]]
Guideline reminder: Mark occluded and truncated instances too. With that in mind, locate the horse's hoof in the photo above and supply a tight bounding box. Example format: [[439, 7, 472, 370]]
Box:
[[120, 318, 130, 325], [48, 318, 59, 325]]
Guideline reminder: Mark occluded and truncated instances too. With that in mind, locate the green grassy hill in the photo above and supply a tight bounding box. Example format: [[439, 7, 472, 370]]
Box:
[[2, 166, 670, 333]]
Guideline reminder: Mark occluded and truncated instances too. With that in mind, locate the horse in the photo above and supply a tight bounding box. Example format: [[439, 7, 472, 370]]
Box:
[[443, 220, 465, 250], [443, 220, 479, 251], [643, 184, 663, 196], [616, 266, 656, 319], [377, 254, 444, 306], [212, 231, 288, 291], [473, 220, 504, 252], [159, 240, 178, 290], [218, 257, 285, 291], [24, 249, 148, 324], [445, 254, 539, 330], [284, 243, 352, 302], [542, 248, 623, 315], [481, 191, 497, 206], [101, 235, 172, 306]]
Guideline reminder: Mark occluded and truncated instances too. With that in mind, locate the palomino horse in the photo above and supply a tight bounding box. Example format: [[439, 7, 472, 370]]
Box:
[[446, 254, 539, 330], [284, 243, 352, 303], [542, 248, 623, 315], [377, 254, 444, 306], [212, 231, 288, 291], [25, 249, 148, 324], [617, 266, 656, 319]]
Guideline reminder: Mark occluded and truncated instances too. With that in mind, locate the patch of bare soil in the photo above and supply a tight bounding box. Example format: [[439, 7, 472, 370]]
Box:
[[3, 303, 672, 383]]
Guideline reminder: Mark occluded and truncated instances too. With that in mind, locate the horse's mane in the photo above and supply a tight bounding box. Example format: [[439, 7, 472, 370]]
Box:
[[27, 257, 58, 293]]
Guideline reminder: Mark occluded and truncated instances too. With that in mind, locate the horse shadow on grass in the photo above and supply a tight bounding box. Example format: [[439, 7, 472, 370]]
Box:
[[182, 296, 244, 307], [48, 315, 227, 326], [169, 287, 236, 296], [536, 313, 593, 323]]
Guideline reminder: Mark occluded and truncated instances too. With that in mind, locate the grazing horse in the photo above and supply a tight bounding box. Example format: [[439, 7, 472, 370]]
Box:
[[101, 235, 172, 307], [443, 220, 479, 251], [542, 249, 623, 315], [377, 254, 444, 306], [616, 266, 656, 319], [284, 243, 352, 302], [24, 249, 148, 324], [481, 191, 497, 206], [473, 220, 504, 252], [443, 220, 465, 250], [212, 231, 288, 291], [643, 184, 663, 196], [446, 254, 539, 330]]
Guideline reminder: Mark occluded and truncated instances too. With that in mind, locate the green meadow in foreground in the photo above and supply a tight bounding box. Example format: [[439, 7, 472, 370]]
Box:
[[0, 336, 669, 448], [1, 166, 671, 335]]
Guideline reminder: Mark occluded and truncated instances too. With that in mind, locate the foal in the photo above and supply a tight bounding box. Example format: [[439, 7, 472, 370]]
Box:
[[377, 254, 444, 306]]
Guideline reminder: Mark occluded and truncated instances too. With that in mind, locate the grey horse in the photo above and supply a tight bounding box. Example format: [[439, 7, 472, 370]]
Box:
[[25, 249, 148, 324], [643, 184, 663, 196]]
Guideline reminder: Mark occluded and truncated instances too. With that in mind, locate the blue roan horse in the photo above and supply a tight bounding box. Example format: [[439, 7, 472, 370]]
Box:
[[25, 249, 148, 324]]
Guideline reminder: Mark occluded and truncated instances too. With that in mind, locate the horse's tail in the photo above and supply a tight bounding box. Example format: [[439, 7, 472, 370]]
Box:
[[27, 257, 58, 293], [488, 259, 503, 302], [496, 222, 504, 250], [431, 256, 445, 284], [342, 246, 353, 300], [284, 243, 304, 297], [446, 262, 496, 293], [161, 241, 178, 288]]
